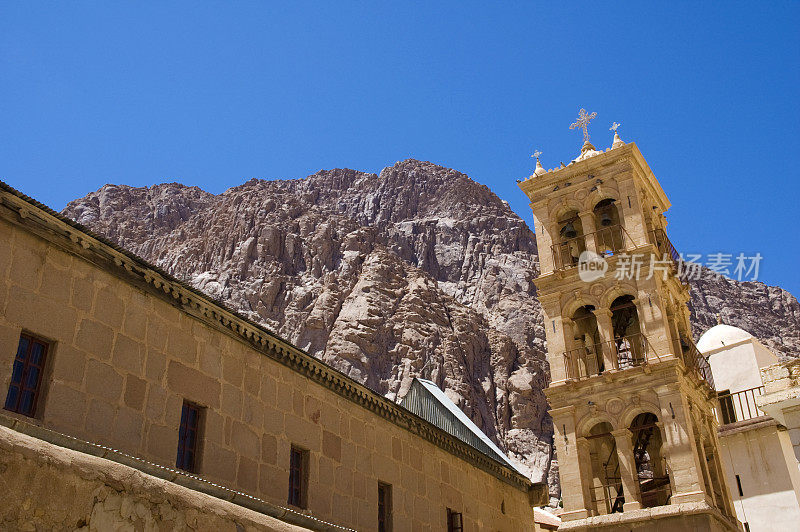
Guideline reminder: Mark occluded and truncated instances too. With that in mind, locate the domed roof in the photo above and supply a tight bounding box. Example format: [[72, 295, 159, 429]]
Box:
[[697, 324, 754, 353]]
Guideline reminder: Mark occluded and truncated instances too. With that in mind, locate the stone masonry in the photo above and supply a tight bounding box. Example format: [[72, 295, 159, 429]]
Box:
[[0, 183, 544, 530]]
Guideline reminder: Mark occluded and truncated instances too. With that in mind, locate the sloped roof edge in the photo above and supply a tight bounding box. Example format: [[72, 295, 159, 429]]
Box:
[[401, 378, 525, 476]]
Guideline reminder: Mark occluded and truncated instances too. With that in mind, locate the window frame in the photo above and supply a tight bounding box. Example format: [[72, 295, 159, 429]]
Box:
[[4, 332, 50, 418], [447, 508, 463, 532], [176, 400, 203, 473], [378, 481, 393, 532], [288, 445, 309, 508]]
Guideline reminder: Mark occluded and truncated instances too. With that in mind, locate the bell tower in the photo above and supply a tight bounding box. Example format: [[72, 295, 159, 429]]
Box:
[[519, 113, 740, 530]]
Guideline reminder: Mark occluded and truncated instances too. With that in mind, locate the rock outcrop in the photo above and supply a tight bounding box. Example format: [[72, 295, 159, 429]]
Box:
[[63, 159, 800, 494]]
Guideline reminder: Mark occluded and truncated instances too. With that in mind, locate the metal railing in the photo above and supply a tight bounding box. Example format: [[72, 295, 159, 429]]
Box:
[[551, 225, 630, 270], [679, 338, 715, 390], [564, 334, 653, 380], [649, 228, 681, 273], [590, 478, 624, 515], [715, 386, 766, 425], [552, 234, 588, 270]]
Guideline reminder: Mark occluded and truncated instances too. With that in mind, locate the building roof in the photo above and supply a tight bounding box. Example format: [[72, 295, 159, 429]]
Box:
[[399, 378, 524, 475], [697, 324, 754, 353], [533, 507, 561, 529]]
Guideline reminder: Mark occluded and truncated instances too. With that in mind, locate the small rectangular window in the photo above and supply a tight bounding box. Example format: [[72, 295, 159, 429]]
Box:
[[4, 333, 49, 417], [288, 446, 309, 508], [447, 508, 463, 532], [378, 482, 392, 532], [718, 390, 736, 425], [735, 474, 744, 497], [176, 401, 202, 473]]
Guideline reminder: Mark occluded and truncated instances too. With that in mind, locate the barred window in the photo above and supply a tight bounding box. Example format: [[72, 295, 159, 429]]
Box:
[[4, 333, 48, 417], [447, 508, 463, 532], [288, 446, 309, 508], [378, 482, 392, 532], [176, 401, 202, 473]]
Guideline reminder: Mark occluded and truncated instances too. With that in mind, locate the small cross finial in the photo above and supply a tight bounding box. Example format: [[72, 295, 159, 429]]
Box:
[[570, 108, 597, 143], [532, 149, 542, 161], [610, 122, 621, 132]]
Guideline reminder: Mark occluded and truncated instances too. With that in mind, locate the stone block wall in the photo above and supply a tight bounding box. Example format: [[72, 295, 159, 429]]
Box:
[[0, 212, 535, 531], [0, 424, 308, 531]]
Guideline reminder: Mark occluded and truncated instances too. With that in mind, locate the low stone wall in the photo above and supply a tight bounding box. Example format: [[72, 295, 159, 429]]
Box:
[[0, 424, 309, 531]]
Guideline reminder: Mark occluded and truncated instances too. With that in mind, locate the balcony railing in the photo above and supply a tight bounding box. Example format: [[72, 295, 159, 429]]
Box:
[[649, 228, 681, 274], [551, 225, 630, 270], [564, 334, 653, 380], [715, 386, 766, 425], [679, 338, 715, 390], [590, 478, 624, 514]]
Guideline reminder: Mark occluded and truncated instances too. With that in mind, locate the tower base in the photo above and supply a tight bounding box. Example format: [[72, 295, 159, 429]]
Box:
[[557, 501, 742, 531]]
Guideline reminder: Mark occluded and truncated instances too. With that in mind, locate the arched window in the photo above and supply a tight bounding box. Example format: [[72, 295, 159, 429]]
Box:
[[610, 296, 646, 369], [553, 211, 586, 269], [567, 306, 603, 378], [630, 413, 671, 508], [593, 199, 624, 255], [586, 422, 623, 515]]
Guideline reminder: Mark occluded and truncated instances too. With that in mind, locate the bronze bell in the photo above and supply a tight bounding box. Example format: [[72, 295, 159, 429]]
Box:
[[561, 223, 577, 239], [600, 212, 613, 226]]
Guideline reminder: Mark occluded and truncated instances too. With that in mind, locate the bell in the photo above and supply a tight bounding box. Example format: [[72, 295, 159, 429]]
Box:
[[561, 223, 577, 239], [600, 212, 613, 226]]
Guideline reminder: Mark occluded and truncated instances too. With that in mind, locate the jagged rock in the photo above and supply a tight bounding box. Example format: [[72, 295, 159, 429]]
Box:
[[63, 159, 800, 496]]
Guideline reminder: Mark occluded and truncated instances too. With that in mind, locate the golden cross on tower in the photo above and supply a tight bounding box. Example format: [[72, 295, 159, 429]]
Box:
[[531, 149, 542, 162], [610, 122, 621, 132], [569, 108, 597, 143]]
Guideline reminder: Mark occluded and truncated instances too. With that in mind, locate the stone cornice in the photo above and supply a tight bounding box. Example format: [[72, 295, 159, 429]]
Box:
[[518, 143, 670, 213], [0, 181, 539, 493]]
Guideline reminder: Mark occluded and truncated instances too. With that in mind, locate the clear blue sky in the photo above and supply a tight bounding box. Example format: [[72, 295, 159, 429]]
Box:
[[2, 3, 799, 295]]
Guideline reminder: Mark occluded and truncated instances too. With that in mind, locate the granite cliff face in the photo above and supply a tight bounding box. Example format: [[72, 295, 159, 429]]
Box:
[[62, 159, 800, 493]]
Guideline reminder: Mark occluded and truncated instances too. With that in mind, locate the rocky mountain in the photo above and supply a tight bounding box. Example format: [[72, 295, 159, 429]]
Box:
[[62, 159, 800, 496]]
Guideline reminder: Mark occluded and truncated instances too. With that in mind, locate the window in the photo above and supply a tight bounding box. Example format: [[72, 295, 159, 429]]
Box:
[[718, 390, 736, 425], [735, 474, 744, 497], [288, 446, 309, 508], [447, 508, 463, 532], [378, 482, 392, 532], [176, 401, 202, 473], [4, 333, 49, 417]]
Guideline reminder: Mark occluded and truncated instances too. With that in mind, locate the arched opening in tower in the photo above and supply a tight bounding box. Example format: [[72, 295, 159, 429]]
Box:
[[610, 295, 646, 369], [554, 211, 585, 268], [592, 198, 624, 255], [567, 306, 603, 378], [585, 421, 622, 515], [630, 412, 672, 508]]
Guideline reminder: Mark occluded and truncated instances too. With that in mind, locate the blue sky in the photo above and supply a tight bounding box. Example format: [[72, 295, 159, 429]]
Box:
[[1, 3, 799, 295]]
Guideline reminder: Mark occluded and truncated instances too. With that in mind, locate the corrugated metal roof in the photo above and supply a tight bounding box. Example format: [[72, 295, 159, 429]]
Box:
[[399, 378, 525, 476]]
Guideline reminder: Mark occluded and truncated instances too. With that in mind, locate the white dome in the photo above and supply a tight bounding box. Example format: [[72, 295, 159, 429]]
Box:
[[697, 324, 754, 353]]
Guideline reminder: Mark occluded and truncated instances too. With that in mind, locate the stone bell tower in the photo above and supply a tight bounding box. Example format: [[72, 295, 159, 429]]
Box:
[[519, 112, 740, 530]]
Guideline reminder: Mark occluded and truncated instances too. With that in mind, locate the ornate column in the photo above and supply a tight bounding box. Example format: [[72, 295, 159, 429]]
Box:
[[655, 387, 707, 505], [551, 406, 591, 522], [576, 437, 597, 516], [578, 210, 598, 254], [541, 295, 571, 384], [593, 308, 616, 371], [704, 414, 736, 518], [611, 428, 642, 511], [655, 421, 676, 498], [534, 211, 556, 275], [560, 317, 576, 381]]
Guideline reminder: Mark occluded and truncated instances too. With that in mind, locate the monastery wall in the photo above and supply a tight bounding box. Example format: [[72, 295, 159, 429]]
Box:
[[0, 424, 307, 531], [0, 207, 538, 531]]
